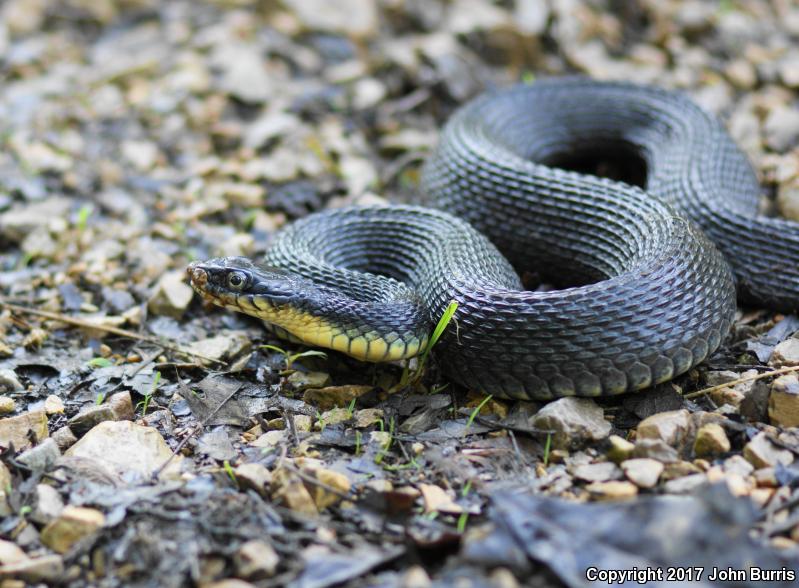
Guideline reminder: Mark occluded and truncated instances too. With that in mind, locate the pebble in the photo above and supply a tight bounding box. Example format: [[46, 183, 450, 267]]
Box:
[[234, 463, 272, 497], [233, 540, 279, 580], [65, 420, 183, 480], [606, 434, 635, 463], [305, 466, 351, 510], [0, 539, 27, 565], [16, 438, 60, 471], [0, 410, 48, 451], [631, 439, 679, 463], [302, 385, 372, 411], [768, 373, 799, 427], [0, 555, 64, 583], [420, 484, 462, 514], [148, 270, 194, 319], [764, 107, 799, 152], [282, 0, 378, 37], [0, 397, 15, 414], [271, 467, 318, 516], [571, 461, 622, 483], [286, 371, 332, 391], [620, 458, 664, 489], [530, 398, 611, 450], [353, 408, 383, 428], [0, 369, 24, 393], [584, 480, 638, 501], [777, 179, 799, 222], [636, 409, 690, 447], [770, 339, 799, 367], [40, 506, 105, 554], [51, 426, 78, 451], [44, 395, 65, 415], [744, 432, 794, 469], [662, 473, 708, 494], [32, 484, 64, 524], [185, 333, 252, 366], [0, 197, 71, 242], [67, 405, 117, 436], [693, 423, 731, 458]]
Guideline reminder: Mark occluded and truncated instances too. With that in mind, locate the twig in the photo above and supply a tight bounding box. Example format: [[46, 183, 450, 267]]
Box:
[[151, 382, 242, 480], [0, 300, 225, 366], [684, 365, 799, 399]]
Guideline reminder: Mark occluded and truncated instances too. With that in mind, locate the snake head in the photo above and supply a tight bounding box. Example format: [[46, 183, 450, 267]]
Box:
[[187, 257, 310, 312]]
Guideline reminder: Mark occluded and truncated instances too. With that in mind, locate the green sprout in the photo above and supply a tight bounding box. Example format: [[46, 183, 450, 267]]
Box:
[[403, 300, 458, 386], [87, 357, 113, 369], [260, 344, 327, 371], [543, 432, 553, 466], [465, 395, 493, 432], [76, 204, 93, 231], [136, 370, 161, 415]]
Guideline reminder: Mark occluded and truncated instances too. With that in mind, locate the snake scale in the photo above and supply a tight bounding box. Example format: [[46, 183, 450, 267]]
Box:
[[188, 78, 799, 400]]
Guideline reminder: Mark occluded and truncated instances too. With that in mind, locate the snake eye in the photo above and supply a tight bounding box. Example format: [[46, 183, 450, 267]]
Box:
[[226, 271, 248, 291]]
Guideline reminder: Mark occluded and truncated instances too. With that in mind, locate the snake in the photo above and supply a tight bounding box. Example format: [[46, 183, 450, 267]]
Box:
[[187, 78, 799, 400]]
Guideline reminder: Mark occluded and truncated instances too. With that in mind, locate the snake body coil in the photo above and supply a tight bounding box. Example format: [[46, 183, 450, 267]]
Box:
[[189, 78, 798, 400]]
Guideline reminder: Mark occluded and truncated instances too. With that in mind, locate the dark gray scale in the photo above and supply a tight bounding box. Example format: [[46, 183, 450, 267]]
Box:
[[259, 78, 777, 399]]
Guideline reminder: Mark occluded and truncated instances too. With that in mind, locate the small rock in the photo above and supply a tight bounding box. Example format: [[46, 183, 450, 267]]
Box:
[[530, 398, 611, 450], [286, 371, 331, 390], [744, 432, 795, 469], [636, 409, 690, 447], [606, 435, 635, 463], [283, 0, 378, 37], [621, 458, 664, 489], [725, 59, 757, 89], [303, 385, 371, 411], [769, 373, 799, 427], [51, 427, 78, 451], [631, 439, 679, 463], [121, 140, 159, 171], [44, 395, 65, 415], [662, 473, 708, 494], [0, 197, 71, 242], [40, 506, 105, 554], [0, 369, 23, 393], [213, 42, 276, 104], [0, 462, 10, 490], [515, 0, 550, 35], [250, 430, 288, 448], [0, 555, 64, 583], [271, 468, 318, 516], [0, 539, 27, 565], [777, 179, 799, 222], [185, 333, 252, 367], [694, 423, 731, 458], [33, 484, 64, 524], [65, 421, 182, 479], [234, 463, 272, 496], [661, 460, 703, 481], [419, 484, 462, 514], [778, 52, 799, 88], [315, 407, 352, 429], [764, 107, 799, 152], [401, 565, 432, 588], [740, 381, 771, 422], [108, 391, 134, 421], [304, 467, 351, 510], [233, 540, 279, 580], [584, 480, 638, 501], [723, 454, 755, 477], [571, 461, 622, 483], [68, 405, 117, 436], [16, 438, 60, 471], [771, 339, 799, 367], [0, 410, 48, 451], [353, 408, 383, 428], [0, 397, 14, 414], [148, 270, 194, 319]]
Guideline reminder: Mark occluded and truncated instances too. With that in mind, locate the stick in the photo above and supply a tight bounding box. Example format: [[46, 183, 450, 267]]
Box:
[[684, 364, 799, 399], [0, 300, 225, 366]]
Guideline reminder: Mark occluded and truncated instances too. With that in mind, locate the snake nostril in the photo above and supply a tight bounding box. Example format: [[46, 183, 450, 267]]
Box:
[[189, 267, 208, 287]]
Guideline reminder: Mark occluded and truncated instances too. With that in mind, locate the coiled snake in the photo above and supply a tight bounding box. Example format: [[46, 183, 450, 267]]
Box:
[[188, 78, 798, 400]]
